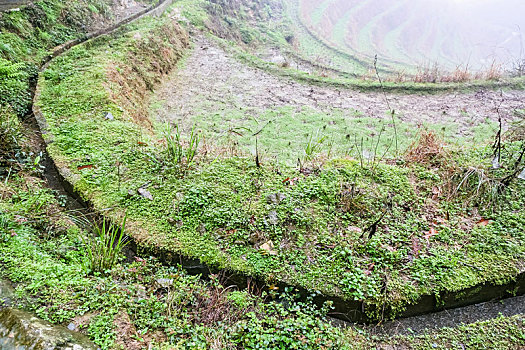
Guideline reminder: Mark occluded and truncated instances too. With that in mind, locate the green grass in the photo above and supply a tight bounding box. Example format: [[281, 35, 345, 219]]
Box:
[[167, 104, 416, 164], [175, 0, 209, 28], [33, 0, 525, 321], [0, 175, 345, 349], [1, 168, 524, 349], [388, 315, 525, 349]]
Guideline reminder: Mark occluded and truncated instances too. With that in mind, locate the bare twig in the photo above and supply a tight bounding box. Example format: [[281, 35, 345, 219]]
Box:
[[374, 55, 398, 155]]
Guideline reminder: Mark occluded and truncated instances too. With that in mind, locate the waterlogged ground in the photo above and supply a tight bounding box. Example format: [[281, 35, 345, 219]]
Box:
[[154, 36, 525, 159]]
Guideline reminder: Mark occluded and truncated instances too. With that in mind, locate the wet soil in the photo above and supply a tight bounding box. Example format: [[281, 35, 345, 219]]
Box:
[[155, 36, 525, 138]]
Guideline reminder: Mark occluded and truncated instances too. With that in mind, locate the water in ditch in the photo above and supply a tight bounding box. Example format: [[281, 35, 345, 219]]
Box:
[[371, 294, 525, 335]]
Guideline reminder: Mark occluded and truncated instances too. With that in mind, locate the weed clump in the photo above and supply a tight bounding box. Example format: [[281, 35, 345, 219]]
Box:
[[405, 130, 448, 167], [0, 211, 14, 243], [163, 123, 201, 171], [80, 215, 129, 275]]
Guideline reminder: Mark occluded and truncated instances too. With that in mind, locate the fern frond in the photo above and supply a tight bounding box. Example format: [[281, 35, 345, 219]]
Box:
[[0, 58, 25, 79]]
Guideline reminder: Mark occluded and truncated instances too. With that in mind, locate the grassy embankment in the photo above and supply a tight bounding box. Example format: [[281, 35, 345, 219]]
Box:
[[0, 0, 524, 349], [34, 0, 525, 321], [0, 0, 137, 120]]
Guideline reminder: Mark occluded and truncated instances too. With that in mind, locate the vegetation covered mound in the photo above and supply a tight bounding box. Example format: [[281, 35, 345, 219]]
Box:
[[0, 110, 524, 347]]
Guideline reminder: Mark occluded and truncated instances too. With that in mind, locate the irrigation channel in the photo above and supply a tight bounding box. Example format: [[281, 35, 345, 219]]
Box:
[[2, 0, 525, 347]]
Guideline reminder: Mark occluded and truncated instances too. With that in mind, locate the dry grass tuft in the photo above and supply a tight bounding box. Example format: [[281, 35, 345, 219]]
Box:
[[394, 61, 503, 84], [484, 60, 503, 81], [413, 63, 440, 83], [405, 130, 448, 166]]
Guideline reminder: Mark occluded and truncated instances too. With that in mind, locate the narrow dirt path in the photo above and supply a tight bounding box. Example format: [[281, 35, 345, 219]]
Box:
[[87, 0, 149, 31], [155, 36, 525, 138]]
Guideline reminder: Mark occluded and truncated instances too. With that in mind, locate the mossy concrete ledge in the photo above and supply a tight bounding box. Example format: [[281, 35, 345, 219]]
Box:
[[131, 239, 525, 323]]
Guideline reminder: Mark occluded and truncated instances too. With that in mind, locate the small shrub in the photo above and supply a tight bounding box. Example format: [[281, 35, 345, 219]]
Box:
[[80, 215, 129, 274], [512, 58, 525, 77], [413, 63, 439, 83], [448, 166, 502, 206], [506, 114, 525, 142], [163, 123, 201, 169], [0, 58, 31, 117], [484, 60, 503, 81]]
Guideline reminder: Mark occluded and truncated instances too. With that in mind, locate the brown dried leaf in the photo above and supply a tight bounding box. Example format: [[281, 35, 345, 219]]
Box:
[[476, 218, 491, 226], [424, 227, 438, 241]]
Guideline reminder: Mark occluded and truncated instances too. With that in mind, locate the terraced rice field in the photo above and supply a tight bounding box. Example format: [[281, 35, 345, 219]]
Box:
[[297, 0, 525, 71]]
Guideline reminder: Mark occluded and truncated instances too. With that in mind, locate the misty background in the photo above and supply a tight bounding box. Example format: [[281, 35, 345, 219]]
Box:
[[301, 0, 525, 71]]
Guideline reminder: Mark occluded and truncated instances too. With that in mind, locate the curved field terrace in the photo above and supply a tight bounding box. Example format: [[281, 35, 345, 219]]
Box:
[[32, 0, 525, 323], [298, 0, 525, 71], [2, 0, 525, 347]]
